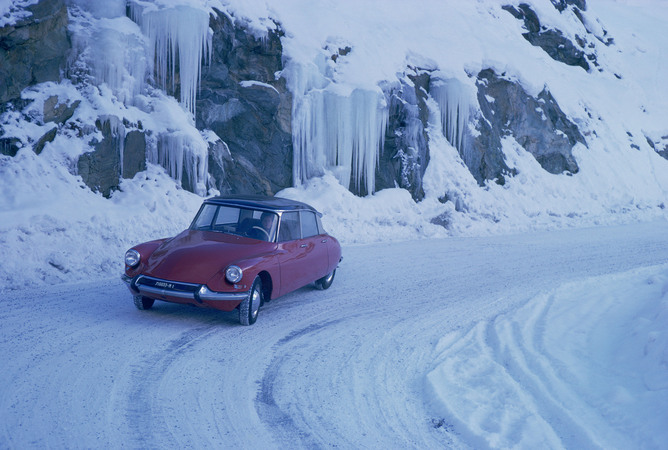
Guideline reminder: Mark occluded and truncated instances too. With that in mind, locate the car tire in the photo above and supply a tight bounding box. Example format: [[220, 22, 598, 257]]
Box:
[[239, 277, 262, 326], [315, 269, 336, 290], [133, 295, 155, 310]]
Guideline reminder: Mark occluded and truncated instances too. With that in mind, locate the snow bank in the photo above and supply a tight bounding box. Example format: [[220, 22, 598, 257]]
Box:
[[277, 174, 449, 244], [0, 150, 201, 290], [425, 264, 668, 448]]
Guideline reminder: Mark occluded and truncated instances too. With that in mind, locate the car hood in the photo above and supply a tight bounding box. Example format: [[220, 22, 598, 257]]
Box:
[[143, 229, 275, 284]]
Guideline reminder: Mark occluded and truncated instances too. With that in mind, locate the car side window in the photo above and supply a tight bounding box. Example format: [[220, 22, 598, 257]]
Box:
[[301, 211, 319, 238], [278, 211, 300, 242]]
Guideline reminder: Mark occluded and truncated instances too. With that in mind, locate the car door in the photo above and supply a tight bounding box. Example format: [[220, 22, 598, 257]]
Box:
[[276, 210, 328, 296], [276, 211, 305, 296], [316, 213, 340, 272], [299, 210, 328, 282]]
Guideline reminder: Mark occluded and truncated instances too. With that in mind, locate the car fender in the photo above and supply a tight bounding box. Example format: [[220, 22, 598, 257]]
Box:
[[125, 238, 168, 277], [206, 253, 281, 299]]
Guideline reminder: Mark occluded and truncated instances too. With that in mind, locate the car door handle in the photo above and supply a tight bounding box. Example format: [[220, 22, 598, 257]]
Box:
[[321, 239, 328, 243], [300, 244, 308, 248]]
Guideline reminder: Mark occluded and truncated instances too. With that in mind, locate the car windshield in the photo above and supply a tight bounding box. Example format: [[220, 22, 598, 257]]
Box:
[[190, 204, 278, 242]]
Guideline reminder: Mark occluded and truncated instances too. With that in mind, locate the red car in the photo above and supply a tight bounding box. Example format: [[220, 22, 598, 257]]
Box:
[[121, 196, 342, 325]]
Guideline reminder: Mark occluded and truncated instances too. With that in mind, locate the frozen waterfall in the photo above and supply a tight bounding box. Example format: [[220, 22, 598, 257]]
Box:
[[150, 130, 209, 197], [67, 0, 213, 195], [430, 77, 473, 163], [128, 2, 212, 116], [288, 61, 389, 195], [68, 4, 147, 105]]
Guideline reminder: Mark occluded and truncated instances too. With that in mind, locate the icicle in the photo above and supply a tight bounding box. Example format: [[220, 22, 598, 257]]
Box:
[[112, 118, 126, 178], [90, 18, 147, 105], [129, 2, 211, 115], [430, 77, 471, 157], [68, 5, 147, 105], [288, 61, 388, 195], [152, 130, 209, 196]]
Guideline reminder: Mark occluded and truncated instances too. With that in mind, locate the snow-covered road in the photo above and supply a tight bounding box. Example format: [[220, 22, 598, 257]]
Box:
[[2, 221, 667, 448]]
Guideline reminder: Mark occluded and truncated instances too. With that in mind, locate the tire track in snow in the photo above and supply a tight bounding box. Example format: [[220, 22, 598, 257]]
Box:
[[482, 296, 601, 448], [426, 266, 668, 448], [254, 318, 344, 448], [252, 303, 456, 448], [122, 322, 220, 447], [427, 299, 599, 447]]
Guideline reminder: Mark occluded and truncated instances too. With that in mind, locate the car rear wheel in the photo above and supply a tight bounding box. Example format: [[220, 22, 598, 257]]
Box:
[[133, 295, 155, 310], [315, 269, 336, 290], [239, 277, 262, 325]]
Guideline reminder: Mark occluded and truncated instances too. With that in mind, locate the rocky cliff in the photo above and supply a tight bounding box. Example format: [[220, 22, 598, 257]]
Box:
[[0, 0, 69, 105], [1, 0, 665, 203]]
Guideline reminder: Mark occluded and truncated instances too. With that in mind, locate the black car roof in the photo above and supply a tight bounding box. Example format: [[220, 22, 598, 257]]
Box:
[[204, 195, 319, 214]]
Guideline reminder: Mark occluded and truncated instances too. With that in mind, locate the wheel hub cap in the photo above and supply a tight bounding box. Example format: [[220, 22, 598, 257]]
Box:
[[251, 289, 261, 317]]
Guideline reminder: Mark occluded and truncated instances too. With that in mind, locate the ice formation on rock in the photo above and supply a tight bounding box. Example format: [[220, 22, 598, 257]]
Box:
[[430, 76, 472, 160], [128, 2, 211, 115], [89, 17, 148, 105], [151, 130, 209, 196], [288, 60, 388, 195], [66, 0, 213, 195]]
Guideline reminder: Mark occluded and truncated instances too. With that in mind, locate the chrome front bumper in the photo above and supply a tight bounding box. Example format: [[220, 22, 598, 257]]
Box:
[[122, 274, 249, 303]]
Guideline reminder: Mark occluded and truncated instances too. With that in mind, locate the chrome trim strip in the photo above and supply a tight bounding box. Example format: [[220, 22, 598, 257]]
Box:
[[199, 288, 249, 302], [133, 275, 249, 302]]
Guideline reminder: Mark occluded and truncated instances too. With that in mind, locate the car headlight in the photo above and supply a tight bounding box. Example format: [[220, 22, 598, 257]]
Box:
[[125, 249, 141, 268], [225, 265, 243, 283]]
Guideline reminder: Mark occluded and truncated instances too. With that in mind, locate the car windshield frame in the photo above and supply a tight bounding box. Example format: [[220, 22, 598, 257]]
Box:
[[190, 203, 279, 242]]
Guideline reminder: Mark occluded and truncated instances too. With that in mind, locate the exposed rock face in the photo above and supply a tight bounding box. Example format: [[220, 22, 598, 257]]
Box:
[[1, 1, 593, 204], [377, 73, 430, 200], [196, 10, 293, 196], [207, 137, 273, 195], [461, 93, 513, 186], [468, 69, 583, 181], [122, 128, 147, 180], [43, 95, 79, 124], [646, 135, 668, 161], [502, 3, 595, 71], [78, 116, 123, 198], [0, 0, 70, 103], [551, 0, 587, 12], [0, 133, 22, 157], [77, 116, 147, 197], [33, 125, 58, 154], [376, 66, 585, 194]]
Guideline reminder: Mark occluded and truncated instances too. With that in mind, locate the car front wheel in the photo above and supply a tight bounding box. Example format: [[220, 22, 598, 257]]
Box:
[[133, 295, 155, 310], [315, 269, 336, 290], [239, 277, 262, 325]]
